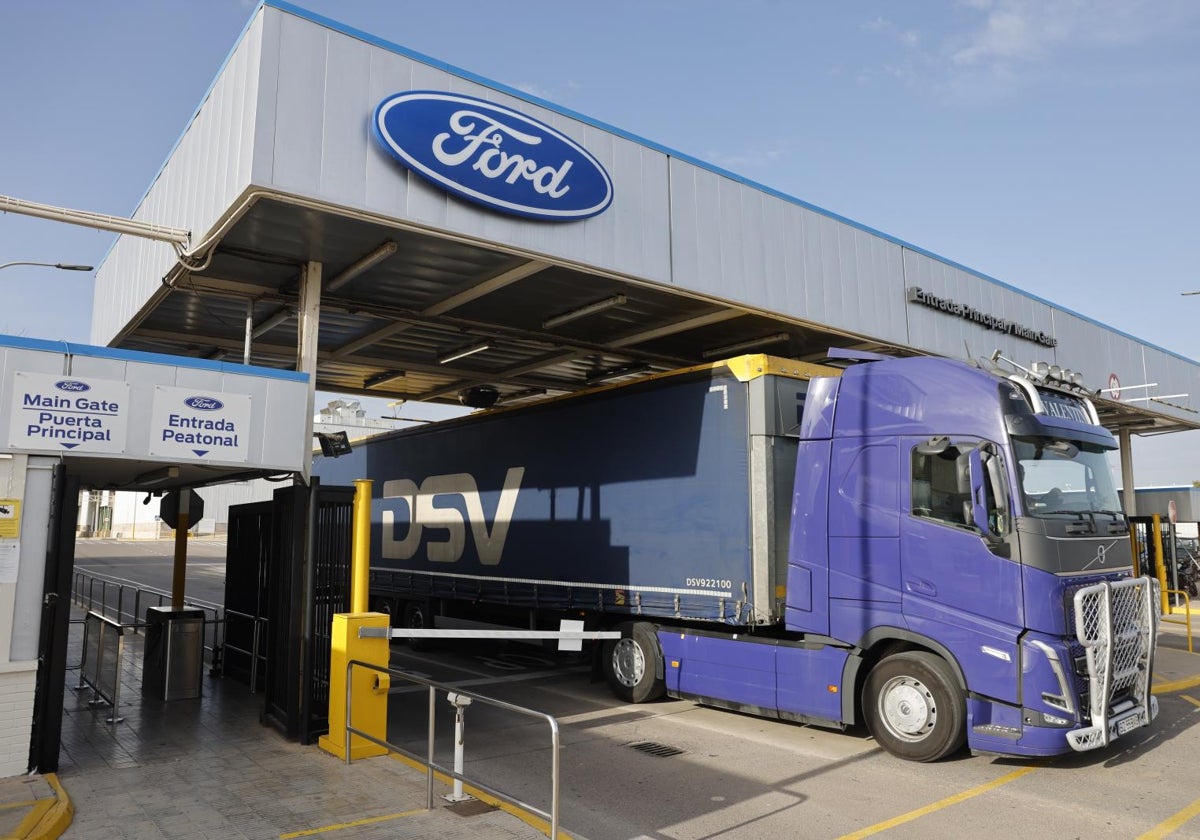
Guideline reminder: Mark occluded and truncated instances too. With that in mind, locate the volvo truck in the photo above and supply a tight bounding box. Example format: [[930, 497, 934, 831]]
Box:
[[314, 351, 1157, 761]]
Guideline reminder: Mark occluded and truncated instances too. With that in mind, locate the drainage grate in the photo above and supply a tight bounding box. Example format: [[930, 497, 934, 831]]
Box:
[[628, 741, 685, 757]]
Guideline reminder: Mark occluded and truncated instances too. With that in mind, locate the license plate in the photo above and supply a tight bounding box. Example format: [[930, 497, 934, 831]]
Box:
[[1117, 712, 1144, 735]]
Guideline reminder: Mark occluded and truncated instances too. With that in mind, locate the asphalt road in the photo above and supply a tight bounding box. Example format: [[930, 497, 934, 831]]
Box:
[[70, 540, 1200, 839], [382, 638, 1200, 840], [73, 537, 227, 610]]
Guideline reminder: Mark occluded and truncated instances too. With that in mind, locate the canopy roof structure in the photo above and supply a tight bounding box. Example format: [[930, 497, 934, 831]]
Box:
[[90, 2, 1198, 439]]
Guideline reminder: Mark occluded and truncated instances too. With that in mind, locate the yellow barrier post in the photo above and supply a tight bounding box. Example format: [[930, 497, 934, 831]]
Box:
[[1151, 515, 1170, 614], [319, 478, 390, 761], [351, 479, 372, 613], [318, 612, 390, 760]]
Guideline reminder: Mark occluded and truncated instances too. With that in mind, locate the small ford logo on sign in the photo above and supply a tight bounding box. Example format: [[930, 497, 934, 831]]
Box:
[[184, 396, 224, 411], [55, 380, 90, 392], [373, 91, 613, 221]]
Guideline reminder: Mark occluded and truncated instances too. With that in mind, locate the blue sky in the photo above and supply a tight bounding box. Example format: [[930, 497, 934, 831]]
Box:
[[2, 0, 1199, 483]]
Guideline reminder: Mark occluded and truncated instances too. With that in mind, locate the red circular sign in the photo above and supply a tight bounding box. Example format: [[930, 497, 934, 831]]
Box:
[[1108, 373, 1121, 401]]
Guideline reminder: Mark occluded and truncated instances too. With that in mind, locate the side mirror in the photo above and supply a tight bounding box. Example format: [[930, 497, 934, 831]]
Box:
[[967, 444, 1008, 541], [967, 448, 992, 535]]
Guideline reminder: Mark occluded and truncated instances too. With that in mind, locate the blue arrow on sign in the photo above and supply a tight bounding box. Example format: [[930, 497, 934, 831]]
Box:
[[61, 443, 78, 449], [192, 449, 208, 457]]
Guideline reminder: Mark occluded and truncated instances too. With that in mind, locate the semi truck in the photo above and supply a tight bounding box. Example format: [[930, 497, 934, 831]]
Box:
[[314, 351, 1158, 762]]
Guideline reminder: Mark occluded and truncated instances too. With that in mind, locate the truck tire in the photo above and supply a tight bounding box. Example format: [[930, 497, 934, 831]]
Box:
[[602, 622, 665, 703], [403, 601, 434, 652], [863, 651, 966, 762]]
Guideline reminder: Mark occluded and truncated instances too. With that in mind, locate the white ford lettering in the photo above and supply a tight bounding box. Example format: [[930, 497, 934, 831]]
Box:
[[432, 110, 573, 198], [382, 467, 524, 565]]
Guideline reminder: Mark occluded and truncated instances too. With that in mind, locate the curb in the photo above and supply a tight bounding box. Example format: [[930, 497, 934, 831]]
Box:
[[11, 774, 73, 840]]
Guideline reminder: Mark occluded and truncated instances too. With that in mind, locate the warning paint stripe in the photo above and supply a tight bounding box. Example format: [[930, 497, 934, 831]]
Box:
[[835, 764, 1044, 839], [1135, 796, 1200, 840]]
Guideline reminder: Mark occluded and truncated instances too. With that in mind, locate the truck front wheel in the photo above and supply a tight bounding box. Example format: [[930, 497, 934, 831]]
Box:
[[602, 622, 666, 703], [863, 651, 966, 762], [403, 601, 434, 652]]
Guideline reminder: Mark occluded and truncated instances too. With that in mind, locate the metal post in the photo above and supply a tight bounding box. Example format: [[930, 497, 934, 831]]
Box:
[[1152, 515, 1169, 613], [249, 618, 262, 693], [427, 687, 436, 809], [443, 693, 474, 803], [351, 479, 372, 613], [244, 298, 253, 365], [1119, 428, 1136, 517], [551, 721, 560, 840], [171, 490, 190, 610], [297, 260, 322, 483]]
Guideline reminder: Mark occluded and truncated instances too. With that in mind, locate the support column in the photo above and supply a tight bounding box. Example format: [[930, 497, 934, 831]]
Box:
[[297, 260, 322, 482], [171, 488, 189, 610], [1120, 428, 1136, 516]]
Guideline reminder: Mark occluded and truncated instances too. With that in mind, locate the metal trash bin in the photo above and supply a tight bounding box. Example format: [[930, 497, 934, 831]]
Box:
[[143, 606, 205, 700]]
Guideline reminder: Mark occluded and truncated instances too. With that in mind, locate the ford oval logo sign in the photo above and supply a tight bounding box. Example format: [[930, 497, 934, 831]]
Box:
[[55, 380, 90, 392], [184, 396, 224, 411], [373, 91, 613, 221]]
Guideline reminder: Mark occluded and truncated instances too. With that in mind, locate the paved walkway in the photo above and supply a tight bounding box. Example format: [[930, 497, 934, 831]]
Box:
[[4, 606, 1198, 840], [7, 607, 548, 840]]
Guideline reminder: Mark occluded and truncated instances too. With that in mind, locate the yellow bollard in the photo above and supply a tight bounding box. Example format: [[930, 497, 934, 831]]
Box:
[[351, 479, 372, 614], [319, 612, 390, 761]]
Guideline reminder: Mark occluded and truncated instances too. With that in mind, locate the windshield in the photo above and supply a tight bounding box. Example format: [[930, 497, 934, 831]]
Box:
[[1012, 436, 1123, 518]]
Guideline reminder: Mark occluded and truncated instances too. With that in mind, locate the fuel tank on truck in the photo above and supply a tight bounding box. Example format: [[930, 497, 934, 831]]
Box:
[[313, 355, 840, 626]]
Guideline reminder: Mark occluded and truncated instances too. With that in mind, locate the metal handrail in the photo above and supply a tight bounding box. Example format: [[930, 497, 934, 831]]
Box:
[[1161, 588, 1193, 653], [78, 611, 126, 729], [220, 608, 268, 693], [344, 658, 561, 838], [71, 569, 224, 666]]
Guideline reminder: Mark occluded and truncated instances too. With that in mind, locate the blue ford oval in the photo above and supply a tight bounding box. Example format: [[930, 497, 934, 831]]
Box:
[[373, 91, 613, 221], [185, 396, 224, 411], [55, 380, 90, 392]]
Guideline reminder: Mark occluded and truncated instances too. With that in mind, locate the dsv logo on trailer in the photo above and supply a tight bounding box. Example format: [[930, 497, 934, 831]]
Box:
[[382, 468, 524, 565], [372, 91, 613, 221]]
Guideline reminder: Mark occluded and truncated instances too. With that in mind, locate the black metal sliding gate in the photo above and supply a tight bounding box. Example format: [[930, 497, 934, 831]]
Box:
[[224, 480, 354, 744]]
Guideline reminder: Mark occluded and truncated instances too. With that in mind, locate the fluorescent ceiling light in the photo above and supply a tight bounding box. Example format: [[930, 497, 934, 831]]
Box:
[[701, 332, 790, 359], [439, 341, 491, 365], [542, 294, 627, 329]]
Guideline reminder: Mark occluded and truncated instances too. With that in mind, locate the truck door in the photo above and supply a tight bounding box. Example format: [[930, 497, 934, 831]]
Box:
[[900, 436, 1023, 703]]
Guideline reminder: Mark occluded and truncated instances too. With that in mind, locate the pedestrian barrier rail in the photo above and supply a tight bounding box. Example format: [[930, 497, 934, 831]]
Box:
[[1161, 588, 1193, 653], [220, 608, 269, 693], [71, 568, 224, 668], [76, 611, 126, 729], [344, 659, 563, 838]]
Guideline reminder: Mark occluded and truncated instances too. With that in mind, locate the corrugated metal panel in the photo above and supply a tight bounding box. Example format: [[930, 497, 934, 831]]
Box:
[[668, 160, 908, 343], [91, 12, 266, 345], [263, 10, 672, 285], [902, 250, 1057, 361]]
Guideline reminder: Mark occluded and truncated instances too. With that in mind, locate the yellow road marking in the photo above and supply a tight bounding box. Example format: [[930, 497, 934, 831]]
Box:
[[835, 764, 1043, 839], [1135, 796, 1200, 840], [1151, 674, 1200, 694], [278, 808, 426, 838], [1182, 694, 1200, 708]]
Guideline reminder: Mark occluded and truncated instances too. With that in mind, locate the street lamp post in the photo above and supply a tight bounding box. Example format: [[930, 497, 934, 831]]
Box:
[[0, 261, 93, 272]]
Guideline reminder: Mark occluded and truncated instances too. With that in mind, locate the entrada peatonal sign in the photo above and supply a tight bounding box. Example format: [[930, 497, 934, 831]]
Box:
[[372, 91, 613, 222], [906, 286, 1057, 348]]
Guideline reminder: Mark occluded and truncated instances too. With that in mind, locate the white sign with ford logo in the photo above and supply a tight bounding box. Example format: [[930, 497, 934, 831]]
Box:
[[149, 385, 251, 462], [8, 371, 130, 453]]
